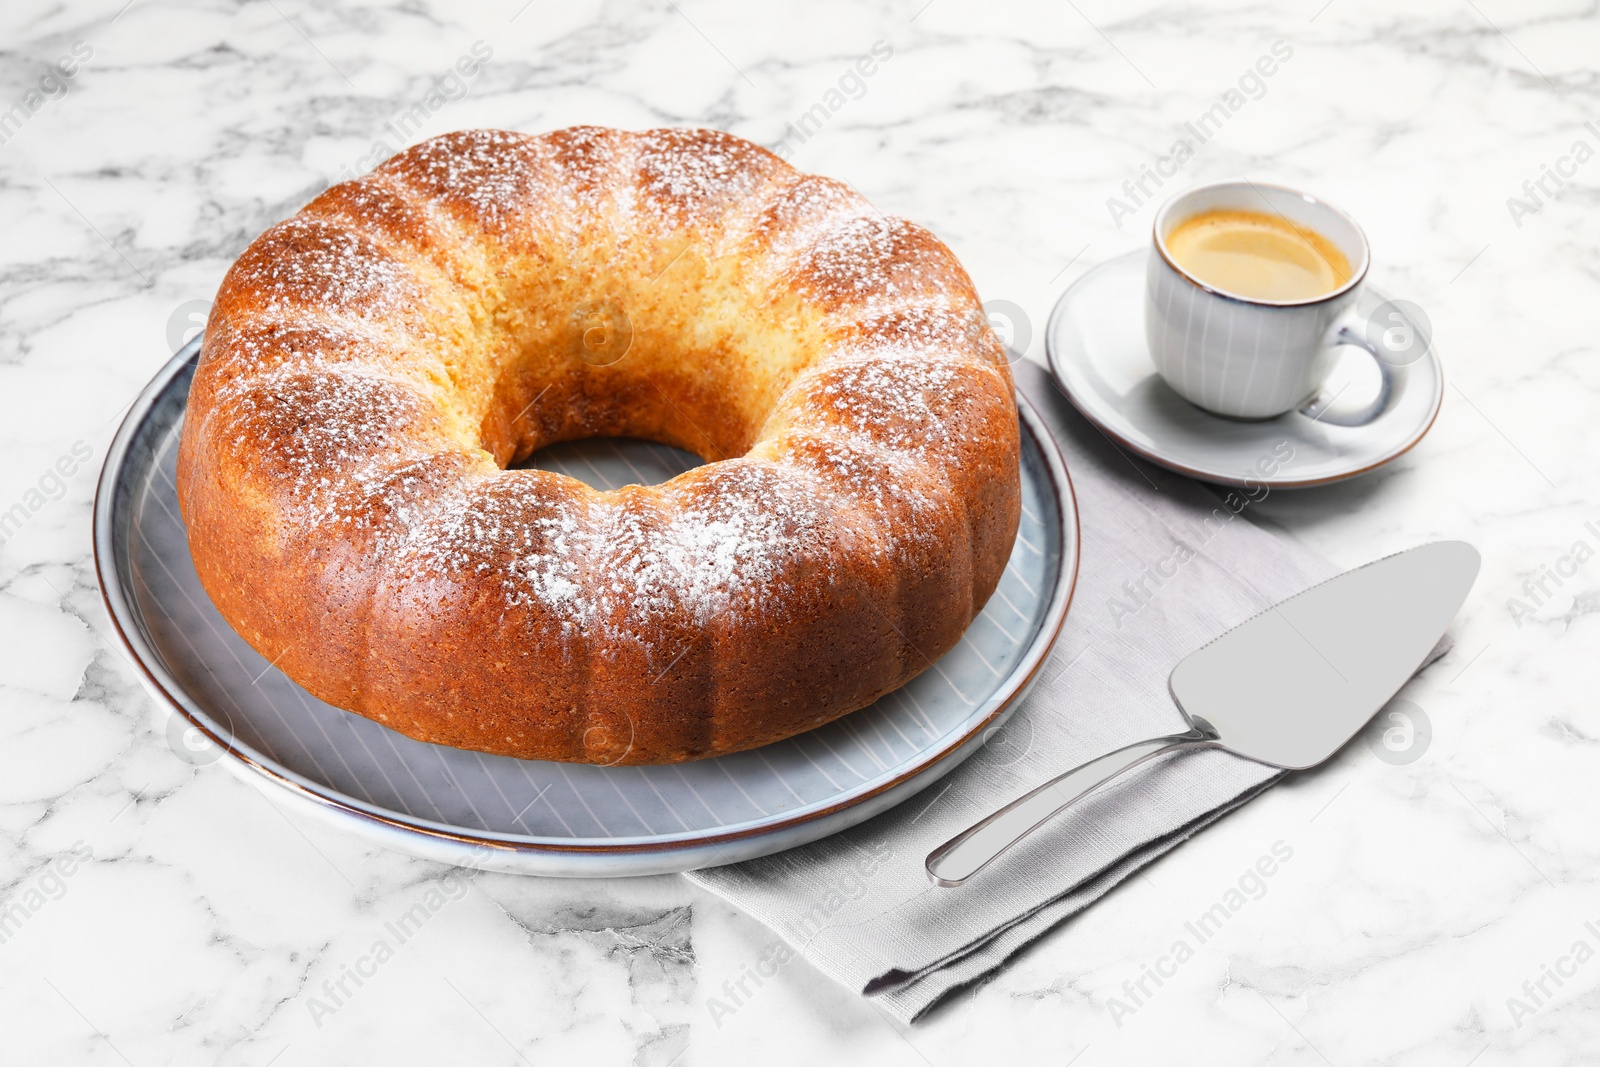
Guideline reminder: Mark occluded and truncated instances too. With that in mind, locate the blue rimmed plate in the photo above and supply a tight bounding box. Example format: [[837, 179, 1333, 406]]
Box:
[[94, 342, 1079, 876]]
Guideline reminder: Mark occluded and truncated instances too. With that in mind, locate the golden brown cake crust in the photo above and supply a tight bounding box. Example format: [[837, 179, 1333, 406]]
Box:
[[176, 127, 1021, 765]]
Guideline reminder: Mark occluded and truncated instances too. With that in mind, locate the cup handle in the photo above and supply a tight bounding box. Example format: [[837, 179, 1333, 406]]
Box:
[[1297, 315, 1398, 427]]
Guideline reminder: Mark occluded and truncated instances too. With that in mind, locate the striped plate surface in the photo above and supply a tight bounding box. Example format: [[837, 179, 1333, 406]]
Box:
[[96, 343, 1078, 876]]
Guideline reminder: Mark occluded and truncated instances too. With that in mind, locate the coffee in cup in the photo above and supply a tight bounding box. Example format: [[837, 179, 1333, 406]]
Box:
[[1145, 181, 1402, 423], [1163, 208, 1352, 303]]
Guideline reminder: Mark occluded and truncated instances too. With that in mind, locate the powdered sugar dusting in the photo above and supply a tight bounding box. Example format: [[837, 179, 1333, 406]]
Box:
[[406, 477, 594, 628], [776, 430, 947, 558], [226, 217, 424, 319], [212, 364, 448, 511], [743, 174, 864, 249], [807, 350, 963, 453], [379, 128, 547, 235], [633, 127, 773, 228], [645, 461, 832, 620], [833, 301, 1011, 372], [395, 460, 836, 645], [786, 213, 945, 314], [202, 319, 440, 391], [312, 449, 485, 551]]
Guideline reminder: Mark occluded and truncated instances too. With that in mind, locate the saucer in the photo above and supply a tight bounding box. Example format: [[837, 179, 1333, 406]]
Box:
[[1045, 250, 1443, 489]]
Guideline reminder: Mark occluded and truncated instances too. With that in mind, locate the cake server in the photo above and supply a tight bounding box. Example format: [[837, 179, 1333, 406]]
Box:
[[926, 540, 1479, 888]]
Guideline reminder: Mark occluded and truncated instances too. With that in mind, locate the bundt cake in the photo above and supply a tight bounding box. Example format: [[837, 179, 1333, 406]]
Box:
[[176, 126, 1021, 765]]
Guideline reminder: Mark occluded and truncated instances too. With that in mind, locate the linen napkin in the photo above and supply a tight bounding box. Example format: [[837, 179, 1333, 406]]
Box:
[[686, 358, 1444, 1023]]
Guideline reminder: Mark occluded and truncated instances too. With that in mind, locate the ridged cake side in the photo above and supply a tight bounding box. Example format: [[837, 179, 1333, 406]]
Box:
[[176, 126, 1020, 764]]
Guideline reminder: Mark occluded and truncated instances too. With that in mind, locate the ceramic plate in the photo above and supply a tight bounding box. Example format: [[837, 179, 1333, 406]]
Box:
[[94, 342, 1079, 877], [1047, 250, 1444, 488]]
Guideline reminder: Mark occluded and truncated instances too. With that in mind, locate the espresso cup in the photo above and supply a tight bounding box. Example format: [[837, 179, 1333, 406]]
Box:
[[1146, 181, 1392, 422]]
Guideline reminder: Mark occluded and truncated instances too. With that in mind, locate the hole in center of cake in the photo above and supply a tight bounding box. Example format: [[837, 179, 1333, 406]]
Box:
[[475, 283, 829, 471], [510, 436, 704, 489]]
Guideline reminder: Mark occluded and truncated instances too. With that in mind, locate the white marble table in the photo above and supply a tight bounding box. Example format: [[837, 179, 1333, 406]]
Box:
[[2, 0, 1595, 1062]]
